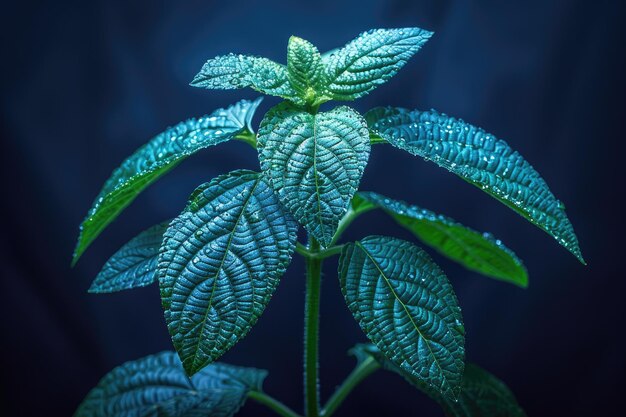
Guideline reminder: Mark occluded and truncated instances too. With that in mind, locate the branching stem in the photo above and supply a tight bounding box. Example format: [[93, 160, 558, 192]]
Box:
[[296, 242, 344, 259], [320, 357, 380, 417]]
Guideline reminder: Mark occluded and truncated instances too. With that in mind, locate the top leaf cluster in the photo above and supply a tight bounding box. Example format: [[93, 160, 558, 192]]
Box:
[[190, 28, 433, 108]]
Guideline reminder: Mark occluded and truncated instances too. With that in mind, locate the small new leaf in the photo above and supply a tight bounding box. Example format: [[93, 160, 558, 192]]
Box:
[[191, 54, 303, 105], [366, 107, 584, 263], [324, 28, 433, 101], [287, 36, 327, 104], [357, 192, 528, 287], [158, 170, 298, 375], [351, 344, 527, 417], [339, 236, 465, 400], [89, 222, 169, 293], [257, 103, 370, 247], [74, 351, 267, 417], [72, 98, 263, 265]]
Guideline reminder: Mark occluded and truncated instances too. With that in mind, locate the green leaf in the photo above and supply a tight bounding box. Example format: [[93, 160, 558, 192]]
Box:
[[73, 98, 263, 265], [158, 170, 298, 375], [257, 102, 370, 247], [74, 351, 267, 417], [287, 36, 327, 104], [339, 236, 465, 400], [191, 54, 303, 105], [323, 28, 433, 101], [351, 344, 526, 417], [441, 364, 527, 417], [89, 222, 169, 293], [366, 107, 584, 263], [357, 192, 528, 287]]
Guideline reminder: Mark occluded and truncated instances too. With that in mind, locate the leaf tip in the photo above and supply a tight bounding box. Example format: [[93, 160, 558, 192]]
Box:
[[189, 73, 204, 88], [71, 245, 83, 268]]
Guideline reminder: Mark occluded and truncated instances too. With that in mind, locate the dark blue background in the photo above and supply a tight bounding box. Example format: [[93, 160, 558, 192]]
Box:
[[2, 1, 624, 415]]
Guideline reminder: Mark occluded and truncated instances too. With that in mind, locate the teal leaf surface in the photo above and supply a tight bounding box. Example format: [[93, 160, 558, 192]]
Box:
[[89, 222, 169, 293], [323, 28, 433, 101], [441, 364, 528, 417], [73, 98, 263, 265], [351, 344, 526, 417], [366, 107, 584, 263], [287, 36, 327, 104], [191, 54, 302, 105], [339, 236, 465, 400], [257, 103, 370, 247], [158, 170, 298, 375], [74, 351, 267, 417], [357, 192, 528, 287]]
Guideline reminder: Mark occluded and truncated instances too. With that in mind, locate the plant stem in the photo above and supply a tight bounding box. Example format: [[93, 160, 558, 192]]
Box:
[[320, 357, 380, 417], [234, 130, 257, 148], [248, 391, 303, 417], [330, 204, 373, 246], [296, 242, 344, 259], [368, 132, 388, 145], [304, 236, 323, 417]]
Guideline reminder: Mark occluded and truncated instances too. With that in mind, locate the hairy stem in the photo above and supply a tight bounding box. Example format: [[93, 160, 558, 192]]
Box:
[[304, 236, 323, 417], [321, 357, 380, 417], [296, 242, 344, 259], [248, 391, 303, 417]]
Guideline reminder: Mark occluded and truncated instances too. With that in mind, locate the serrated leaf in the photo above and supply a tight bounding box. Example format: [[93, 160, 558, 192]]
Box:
[[257, 103, 370, 246], [158, 170, 298, 375], [287, 36, 327, 104], [357, 192, 528, 287], [339, 236, 465, 400], [323, 28, 433, 101], [351, 344, 526, 417], [191, 54, 303, 105], [89, 222, 169, 293], [73, 98, 263, 265], [366, 107, 584, 263], [75, 351, 267, 417]]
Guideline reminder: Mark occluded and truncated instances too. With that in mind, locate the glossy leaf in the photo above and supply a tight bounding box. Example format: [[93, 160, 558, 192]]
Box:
[[339, 236, 465, 400], [351, 344, 526, 417], [191, 54, 302, 105], [257, 102, 370, 247], [89, 222, 169, 293], [73, 98, 263, 265], [357, 192, 528, 287], [158, 170, 298, 375], [323, 28, 433, 101], [287, 36, 327, 104], [366, 107, 584, 263], [75, 351, 267, 417]]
